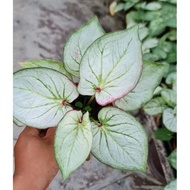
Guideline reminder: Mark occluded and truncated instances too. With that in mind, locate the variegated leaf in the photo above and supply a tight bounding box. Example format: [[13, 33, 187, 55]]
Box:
[[114, 61, 167, 111], [13, 68, 79, 128], [63, 16, 105, 77], [91, 107, 148, 171], [54, 111, 92, 180], [144, 97, 168, 115], [20, 59, 72, 80], [163, 107, 177, 132], [78, 25, 143, 106]]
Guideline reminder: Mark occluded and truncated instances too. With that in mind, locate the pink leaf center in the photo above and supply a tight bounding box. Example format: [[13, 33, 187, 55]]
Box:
[[62, 100, 67, 106], [96, 87, 102, 93]]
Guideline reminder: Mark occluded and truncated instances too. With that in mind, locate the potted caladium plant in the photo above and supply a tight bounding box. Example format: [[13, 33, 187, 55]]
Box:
[[13, 16, 167, 180]]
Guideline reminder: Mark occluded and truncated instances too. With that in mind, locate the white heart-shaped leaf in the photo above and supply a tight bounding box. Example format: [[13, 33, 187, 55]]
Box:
[[78, 25, 143, 106], [163, 107, 177, 132], [63, 16, 105, 77], [13, 68, 79, 128], [114, 61, 167, 111], [144, 97, 168, 115], [161, 89, 176, 108], [54, 111, 92, 180], [91, 107, 148, 171], [20, 59, 72, 80]]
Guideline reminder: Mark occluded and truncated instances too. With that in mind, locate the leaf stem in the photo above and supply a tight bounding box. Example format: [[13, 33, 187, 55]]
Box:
[[90, 117, 99, 125], [87, 95, 95, 106]]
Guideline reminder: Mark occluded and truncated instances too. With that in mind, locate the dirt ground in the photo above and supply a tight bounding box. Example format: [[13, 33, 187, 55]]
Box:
[[13, 0, 174, 189]]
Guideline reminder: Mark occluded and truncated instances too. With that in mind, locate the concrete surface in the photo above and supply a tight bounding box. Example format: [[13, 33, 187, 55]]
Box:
[[13, 0, 173, 189]]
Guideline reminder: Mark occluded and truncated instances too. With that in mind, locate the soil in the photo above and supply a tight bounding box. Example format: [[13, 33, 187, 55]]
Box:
[[13, 0, 175, 189]]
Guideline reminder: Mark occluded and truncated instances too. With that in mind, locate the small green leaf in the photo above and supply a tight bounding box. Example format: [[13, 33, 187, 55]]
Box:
[[159, 41, 174, 53], [144, 97, 168, 115], [143, 53, 160, 62], [113, 3, 125, 12], [161, 3, 176, 28], [126, 11, 144, 23], [142, 38, 158, 53], [20, 59, 72, 80], [149, 18, 166, 37], [166, 52, 177, 63], [123, 0, 140, 11], [152, 47, 167, 59], [143, 11, 161, 21], [167, 30, 177, 41], [164, 179, 177, 190], [153, 86, 163, 96], [168, 149, 177, 169], [138, 24, 148, 40], [137, 2, 162, 11], [163, 107, 177, 132], [13, 68, 79, 128], [115, 61, 167, 111], [166, 72, 176, 85], [166, 72, 177, 92], [75, 101, 83, 108], [54, 111, 92, 180], [91, 107, 148, 171], [159, 0, 176, 4], [84, 105, 92, 112], [161, 89, 176, 107], [154, 127, 174, 141], [63, 16, 105, 77], [78, 25, 143, 106]]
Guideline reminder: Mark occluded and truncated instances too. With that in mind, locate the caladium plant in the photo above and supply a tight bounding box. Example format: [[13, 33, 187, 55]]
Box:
[[13, 16, 167, 180]]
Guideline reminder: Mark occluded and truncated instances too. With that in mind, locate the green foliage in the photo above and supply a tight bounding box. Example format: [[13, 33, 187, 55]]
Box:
[[168, 149, 176, 170], [154, 127, 174, 141], [164, 179, 177, 190], [111, 0, 177, 133], [110, 0, 177, 186], [13, 16, 167, 180]]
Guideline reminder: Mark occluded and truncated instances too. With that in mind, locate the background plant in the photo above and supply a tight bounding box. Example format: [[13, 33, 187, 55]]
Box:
[[13, 16, 167, 180], [110, 0, 177, 188]]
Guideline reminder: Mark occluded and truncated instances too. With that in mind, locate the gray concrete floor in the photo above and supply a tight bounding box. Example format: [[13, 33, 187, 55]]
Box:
[[13, 0, 172, 189]]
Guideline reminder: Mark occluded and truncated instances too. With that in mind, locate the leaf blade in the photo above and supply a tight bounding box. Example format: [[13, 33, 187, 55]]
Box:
[[143, 97, 168, 115], [163, 107, 177, 132], [13, 68, 79, 128], [91, 107, 148, 171], [63, 16, 105, 77], [114, 61, 167, 111], [20, 59, 72, 80], [78, 25, 143, 106], [168, 149, 177, 169], [54, 111, 92, 180]]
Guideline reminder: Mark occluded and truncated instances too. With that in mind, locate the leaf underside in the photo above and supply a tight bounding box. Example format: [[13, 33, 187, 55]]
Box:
[[54, 111, 92, 180], [91, 107, 148, 171], [13, 68, 79, 128]]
